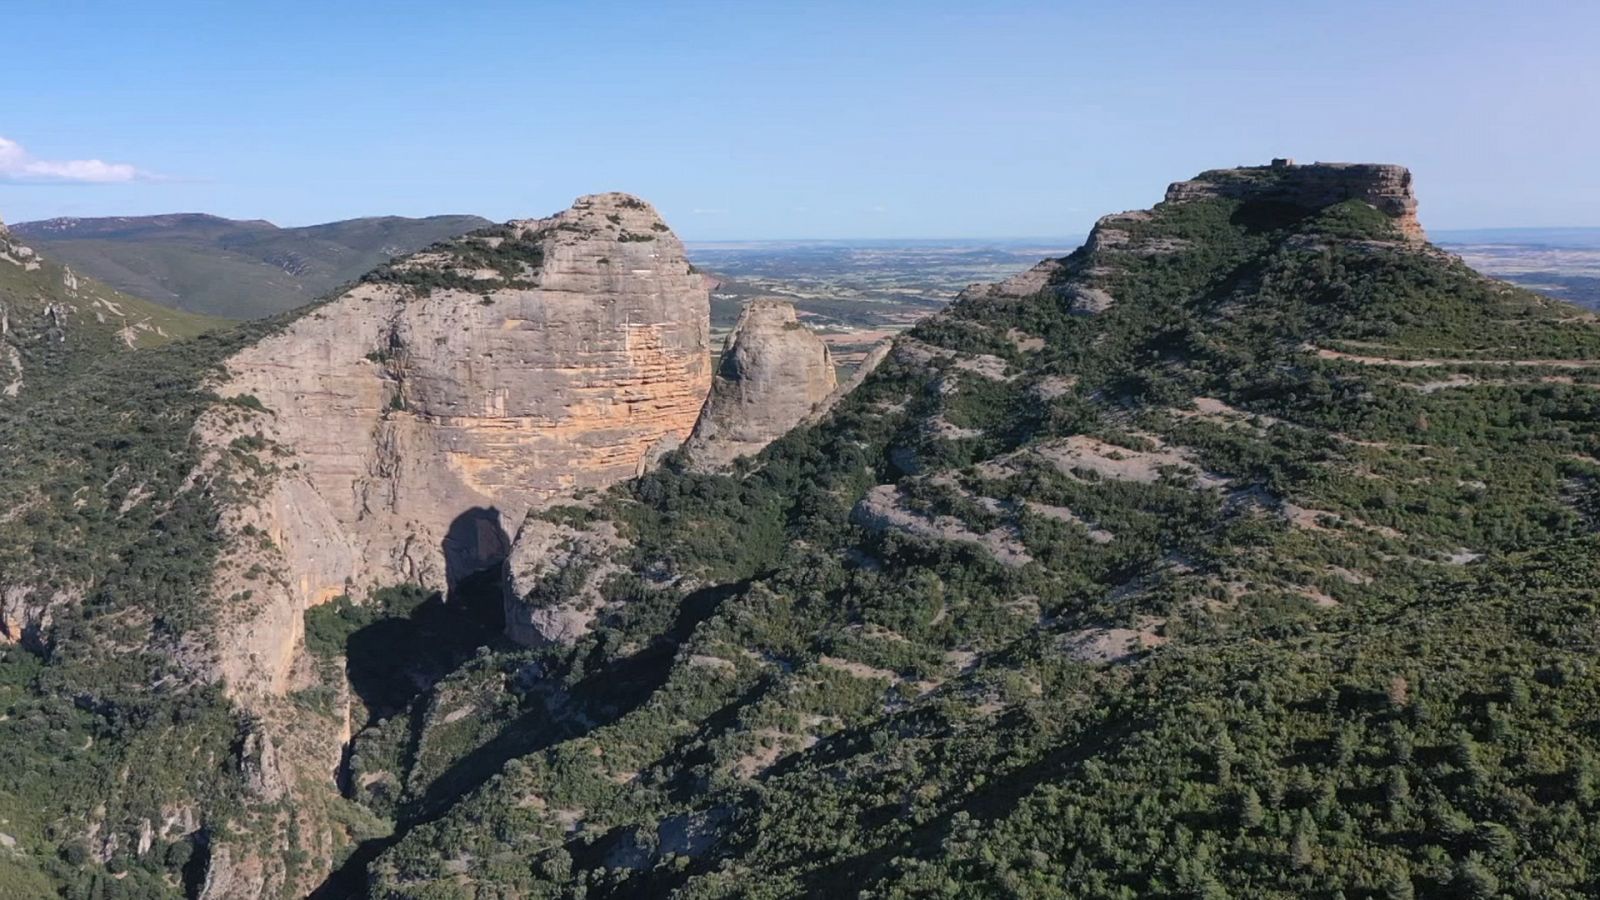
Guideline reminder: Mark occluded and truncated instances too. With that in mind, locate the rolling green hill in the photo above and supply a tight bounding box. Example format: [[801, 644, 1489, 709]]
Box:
[[0, 221, 221, 373], [11, 213, 491, 319]]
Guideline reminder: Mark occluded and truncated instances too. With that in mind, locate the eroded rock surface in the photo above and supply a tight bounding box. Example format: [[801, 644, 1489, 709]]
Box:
[[684, 299, 836, 469], [502, 513, 632, 648], [200, 192, 711, 698], [1164, 159, 1424, 240]]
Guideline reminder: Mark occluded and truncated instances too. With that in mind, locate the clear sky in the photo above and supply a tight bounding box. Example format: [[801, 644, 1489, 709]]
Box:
[[2, 0, 1595, 239]]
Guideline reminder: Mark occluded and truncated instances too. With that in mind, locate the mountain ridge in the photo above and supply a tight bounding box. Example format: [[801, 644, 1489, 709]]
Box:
[[364, 161, 1600, 898], [5, 161, 1600, 899], [11, 212, 493, 318]]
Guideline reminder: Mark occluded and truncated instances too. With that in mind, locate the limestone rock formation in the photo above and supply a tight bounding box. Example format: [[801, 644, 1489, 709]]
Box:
[[954, 160, 1426, 316], [955, 258, 1064, 304], [504, 300, 846, 649], [1163, 159, 1424, 240], [198, 192, 711, 698], [684, 299, 837, 469], [502, 513, 631, 648]]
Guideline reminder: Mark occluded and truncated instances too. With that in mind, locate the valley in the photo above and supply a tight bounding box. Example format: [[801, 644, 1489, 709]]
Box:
[[693, 240, 1074, 368]]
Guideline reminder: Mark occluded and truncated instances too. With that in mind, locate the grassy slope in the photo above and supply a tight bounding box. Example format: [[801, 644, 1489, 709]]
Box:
[[0, 232, 221, 352], [345, 194, 1600, 898], [15, 215, 491, 319]]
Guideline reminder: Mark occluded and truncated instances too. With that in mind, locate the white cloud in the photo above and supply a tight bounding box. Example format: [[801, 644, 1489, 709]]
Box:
[[0, 136, 150, 183]]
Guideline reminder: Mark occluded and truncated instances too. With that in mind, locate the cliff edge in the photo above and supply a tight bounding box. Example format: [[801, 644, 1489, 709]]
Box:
[[198, 192, 711, 699]]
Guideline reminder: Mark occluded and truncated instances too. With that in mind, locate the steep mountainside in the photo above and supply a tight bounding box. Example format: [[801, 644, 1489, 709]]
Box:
[[317, 162, 1600, 899], [0, 223, 265, 898], [8, 161, 1600, 900], [0, 196, 727, 899], [204, 192, 711, 703], [12, 213, 491, 319]]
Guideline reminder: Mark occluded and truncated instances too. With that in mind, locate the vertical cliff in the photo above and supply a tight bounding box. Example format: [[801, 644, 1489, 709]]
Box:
[[177, 193, 712, 895], [197, 193, 711, 699]]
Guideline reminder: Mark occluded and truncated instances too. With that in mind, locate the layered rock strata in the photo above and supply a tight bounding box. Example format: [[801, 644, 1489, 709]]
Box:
[[505, 300, 845, 648], [199, 192, 711, 698]]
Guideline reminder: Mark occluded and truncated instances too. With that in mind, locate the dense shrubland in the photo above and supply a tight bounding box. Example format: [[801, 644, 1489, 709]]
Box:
[[9, 184, 1600, 899], [345, 194, 1600, 898]]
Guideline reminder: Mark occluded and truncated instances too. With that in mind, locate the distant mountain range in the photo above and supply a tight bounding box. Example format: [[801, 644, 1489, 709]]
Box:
[[11, 212, 491, 318]]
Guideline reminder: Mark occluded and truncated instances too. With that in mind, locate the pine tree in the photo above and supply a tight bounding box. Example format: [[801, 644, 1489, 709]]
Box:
[[1477, 821, 1516, 859], [1236, 786, 1264, 830], [1289, 825, 1314, 869], [1380, 863, 1415, 900], [1453, 858, 1500, 899], [1569, 754, 1596, 806]]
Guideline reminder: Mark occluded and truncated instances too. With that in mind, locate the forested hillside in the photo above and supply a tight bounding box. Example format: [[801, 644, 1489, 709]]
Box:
[[0, 223, 255, 897], [7, 162, 1600, 899], [347, 166, 1600, 898]]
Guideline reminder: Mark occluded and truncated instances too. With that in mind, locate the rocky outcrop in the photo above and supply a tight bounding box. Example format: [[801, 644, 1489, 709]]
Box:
[[502, 514, 630, 647], [956, 258, 1065, 304], [684, 299, 836, 469], [199, 192, 711, 698], [954, 160, 1426, 320], [506, 301, 861, 649], [1163, 159, 1424, 240]]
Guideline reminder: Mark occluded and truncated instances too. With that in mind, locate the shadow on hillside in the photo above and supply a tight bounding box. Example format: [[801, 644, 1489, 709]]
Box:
[[342, 572, 506, 722], [338, 507, 511, 721], [310, 576, 751, 899], [442, 506, 512, 591], [407, 577, 749, 819]]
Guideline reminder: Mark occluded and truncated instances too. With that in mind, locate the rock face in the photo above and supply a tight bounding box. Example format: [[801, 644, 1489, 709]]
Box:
[[955, 258, 1064, 304], [953, 161, 1426, 315], [505, 300, 845, 649], [199, 192, 711, 698], [1163, 160, 1424, 240], [502, 513, 630, 648], [684, 299, 837, 469]]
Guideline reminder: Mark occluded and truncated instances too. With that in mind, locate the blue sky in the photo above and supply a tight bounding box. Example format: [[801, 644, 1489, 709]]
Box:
[[2, 0, 1595, 239]]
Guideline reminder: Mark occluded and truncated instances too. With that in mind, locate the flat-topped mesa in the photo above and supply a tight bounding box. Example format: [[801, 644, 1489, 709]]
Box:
[[1163, 159, 1424, 240], [957, 158, 1428, 316], [684, 298, 837, 470], [199, 191, 711, 699]]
